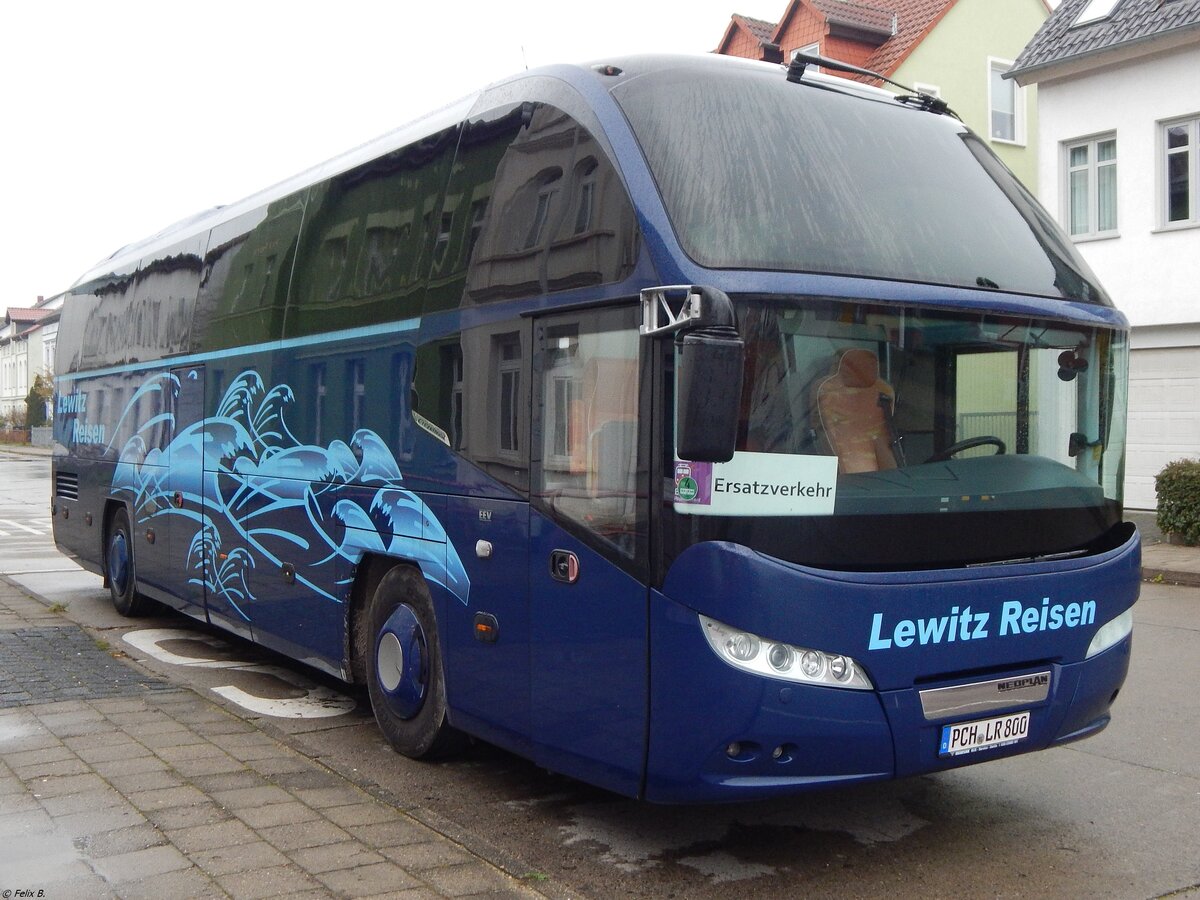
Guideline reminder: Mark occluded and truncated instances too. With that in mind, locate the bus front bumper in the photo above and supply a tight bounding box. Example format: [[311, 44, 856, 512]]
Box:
[[644, 589, 1132, 804]]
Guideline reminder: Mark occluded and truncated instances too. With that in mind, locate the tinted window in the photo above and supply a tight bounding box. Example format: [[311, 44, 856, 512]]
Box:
[[285, 127, 459, 337], [614, 65, 1109, 304], [424, 102, 639, 314], [193, 195, 305, 351], [416, 324, 532, 494], [61, 234, 204, 371], [414, 102, 640, 495], [534, 306, 644, 560]]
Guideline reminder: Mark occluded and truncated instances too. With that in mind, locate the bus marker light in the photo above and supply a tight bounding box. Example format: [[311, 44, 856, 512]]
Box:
[[726, 632, 760, 661], [800, 650, 824, 678], [1086, 608, 1133, 659], [473, 613, 500, 643], [768, 643, 793, 671]]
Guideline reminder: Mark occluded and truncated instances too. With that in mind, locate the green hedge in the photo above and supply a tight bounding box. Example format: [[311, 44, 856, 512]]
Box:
[[1156, 459, 1200, 546]]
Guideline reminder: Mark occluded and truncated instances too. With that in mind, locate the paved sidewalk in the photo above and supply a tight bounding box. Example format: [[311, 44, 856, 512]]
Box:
[[1140, 540, 1200, 587], [1127, 511, 1200, 587], [0, 583, 545, 899]]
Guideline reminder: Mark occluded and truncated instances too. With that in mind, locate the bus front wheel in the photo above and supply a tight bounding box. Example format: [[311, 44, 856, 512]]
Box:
[[106, 507, 152, 617], [365, 566, 464, 759]]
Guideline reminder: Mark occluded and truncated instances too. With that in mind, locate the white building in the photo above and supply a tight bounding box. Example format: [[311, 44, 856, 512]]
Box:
[[0, 296, 61, 425], [1010, 0, 1200, 511]]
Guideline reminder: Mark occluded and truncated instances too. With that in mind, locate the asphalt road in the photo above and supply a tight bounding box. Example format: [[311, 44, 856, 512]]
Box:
[[3, 451, 1199, 899]]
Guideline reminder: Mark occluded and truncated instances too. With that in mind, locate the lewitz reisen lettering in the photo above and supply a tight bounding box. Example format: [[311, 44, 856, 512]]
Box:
[[868, 598, 1097, 650]]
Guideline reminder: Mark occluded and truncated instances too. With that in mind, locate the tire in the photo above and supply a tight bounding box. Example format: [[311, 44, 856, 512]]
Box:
[[106, 507, 152, 617], [365, 566, 465, 759]]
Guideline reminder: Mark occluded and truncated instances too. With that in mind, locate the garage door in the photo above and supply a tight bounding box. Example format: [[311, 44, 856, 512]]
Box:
[[1124, 346, 1200, 510]]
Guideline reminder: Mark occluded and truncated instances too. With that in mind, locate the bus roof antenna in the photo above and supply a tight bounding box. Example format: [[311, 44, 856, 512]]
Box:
[[785, 51, 958, 119]]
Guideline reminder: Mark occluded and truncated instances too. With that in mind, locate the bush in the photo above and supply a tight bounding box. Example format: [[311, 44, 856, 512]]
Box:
[[1155, 459, 1200, 546], [26, 373, 52, 428]]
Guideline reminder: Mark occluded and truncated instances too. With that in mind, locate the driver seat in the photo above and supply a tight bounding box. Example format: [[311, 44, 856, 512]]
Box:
[[814, 349, 899, 474]]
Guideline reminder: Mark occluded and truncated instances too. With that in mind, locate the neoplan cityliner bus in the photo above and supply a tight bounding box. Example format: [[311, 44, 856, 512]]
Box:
[[51, 52, 1138, 803]]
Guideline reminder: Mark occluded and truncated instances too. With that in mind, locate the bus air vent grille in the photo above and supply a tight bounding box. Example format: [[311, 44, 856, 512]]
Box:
[[55, 472, 79, 500]]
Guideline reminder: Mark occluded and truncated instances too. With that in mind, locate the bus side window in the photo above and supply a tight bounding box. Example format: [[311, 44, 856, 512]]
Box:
[[284, 125, 460, 339], [193, 198, 305, 352], [425, 101, 639, 314]]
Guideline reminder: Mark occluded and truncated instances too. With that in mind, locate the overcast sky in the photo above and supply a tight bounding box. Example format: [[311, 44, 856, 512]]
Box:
[[0, 0, 784, 307]]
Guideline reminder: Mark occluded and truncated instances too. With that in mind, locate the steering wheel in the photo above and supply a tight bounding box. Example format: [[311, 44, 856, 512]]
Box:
[[926, 436, 1006, 463]]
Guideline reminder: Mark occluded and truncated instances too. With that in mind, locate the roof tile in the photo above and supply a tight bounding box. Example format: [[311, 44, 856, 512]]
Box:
[[736, 12, 781, 44], [1012, 0, 1200, 75], [810, 0, 898, 34]]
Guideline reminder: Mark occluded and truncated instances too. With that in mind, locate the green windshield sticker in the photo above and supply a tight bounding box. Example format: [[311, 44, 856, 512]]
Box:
[[674, 452, 838, 517]]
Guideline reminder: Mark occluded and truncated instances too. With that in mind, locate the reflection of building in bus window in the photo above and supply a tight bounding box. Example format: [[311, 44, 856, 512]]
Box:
[[537, 311, 640, 557], [463, 105, 638, 303]]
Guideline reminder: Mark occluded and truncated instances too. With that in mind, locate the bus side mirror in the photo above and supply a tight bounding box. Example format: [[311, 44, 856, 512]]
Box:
[[640, 284, 744, 463], [676, 329, 744, 463]]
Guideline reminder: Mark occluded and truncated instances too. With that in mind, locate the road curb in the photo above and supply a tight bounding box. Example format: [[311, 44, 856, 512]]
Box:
[[1142, 566, 1200, 588]]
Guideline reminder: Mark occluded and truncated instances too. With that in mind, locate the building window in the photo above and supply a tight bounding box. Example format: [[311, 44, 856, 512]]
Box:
[[449, 346, 464, 451], [573, 160, 598, 236], [790, 42, 820, 71], [348, 359, 366, 433], [523, 170, 562, 250], [543, 324, 581, 467], [1065, 135, 1118, 238], [495, 334, 522, 455], [1073, 0, 1122, 27], [466, 199, 487, 263], [312, 364, 326, 444], [1164, 117, 1199, 226], [433, 211, 453, 265], [988, 59, 1023, 144]]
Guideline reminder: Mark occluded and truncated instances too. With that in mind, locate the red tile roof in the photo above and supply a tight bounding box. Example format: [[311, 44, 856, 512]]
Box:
[[810, 0, 898, 36], [5, 308, 53, 325], [738, 13, 780, 43], [863, 0, 960, 75], [722, 0, 960, 78], [718, 12, 782, 56]]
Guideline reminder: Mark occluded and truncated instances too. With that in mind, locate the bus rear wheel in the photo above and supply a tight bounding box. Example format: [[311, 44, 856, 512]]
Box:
[[365, 566, 464, 759], [106, 507, 152, 617]]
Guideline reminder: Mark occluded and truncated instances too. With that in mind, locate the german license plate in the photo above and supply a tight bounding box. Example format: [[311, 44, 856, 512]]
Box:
[[939, 710, 1030, 757]]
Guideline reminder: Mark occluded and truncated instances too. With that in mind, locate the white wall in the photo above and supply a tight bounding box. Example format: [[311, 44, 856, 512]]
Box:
[[1035, 43, 1200, 329], [1033, 41, 1200, 509]]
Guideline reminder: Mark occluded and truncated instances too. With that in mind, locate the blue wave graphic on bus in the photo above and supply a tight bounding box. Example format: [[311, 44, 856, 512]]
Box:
[[112, 370, 470, 620]]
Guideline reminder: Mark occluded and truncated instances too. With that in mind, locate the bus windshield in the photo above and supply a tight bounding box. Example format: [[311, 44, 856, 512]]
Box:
[[667, 296, 1129, 571], [613, 63, 1109, 305]]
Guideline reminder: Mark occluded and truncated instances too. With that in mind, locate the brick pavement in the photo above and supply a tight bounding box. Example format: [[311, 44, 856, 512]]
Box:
[[0, 583, 546, 899]]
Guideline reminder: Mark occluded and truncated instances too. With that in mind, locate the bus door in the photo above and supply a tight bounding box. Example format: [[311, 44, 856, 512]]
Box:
[[528, 307, 649, 797], [165, 364, 207, 619]]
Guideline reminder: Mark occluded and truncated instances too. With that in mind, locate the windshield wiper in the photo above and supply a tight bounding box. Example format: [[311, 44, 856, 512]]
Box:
[[785, 51, 960, 120]]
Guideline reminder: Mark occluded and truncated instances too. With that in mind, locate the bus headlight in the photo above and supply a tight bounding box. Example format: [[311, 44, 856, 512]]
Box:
[[1085, 608, 1133, 659], [699, 615, 873, 690]]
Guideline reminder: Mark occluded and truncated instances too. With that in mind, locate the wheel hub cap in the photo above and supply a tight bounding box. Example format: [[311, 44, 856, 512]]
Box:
[[375, 604, 427, 719], [108, 532, 129, 593]]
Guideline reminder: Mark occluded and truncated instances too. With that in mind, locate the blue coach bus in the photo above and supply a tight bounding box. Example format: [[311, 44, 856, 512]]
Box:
[[51, 53, 1138, 803]]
